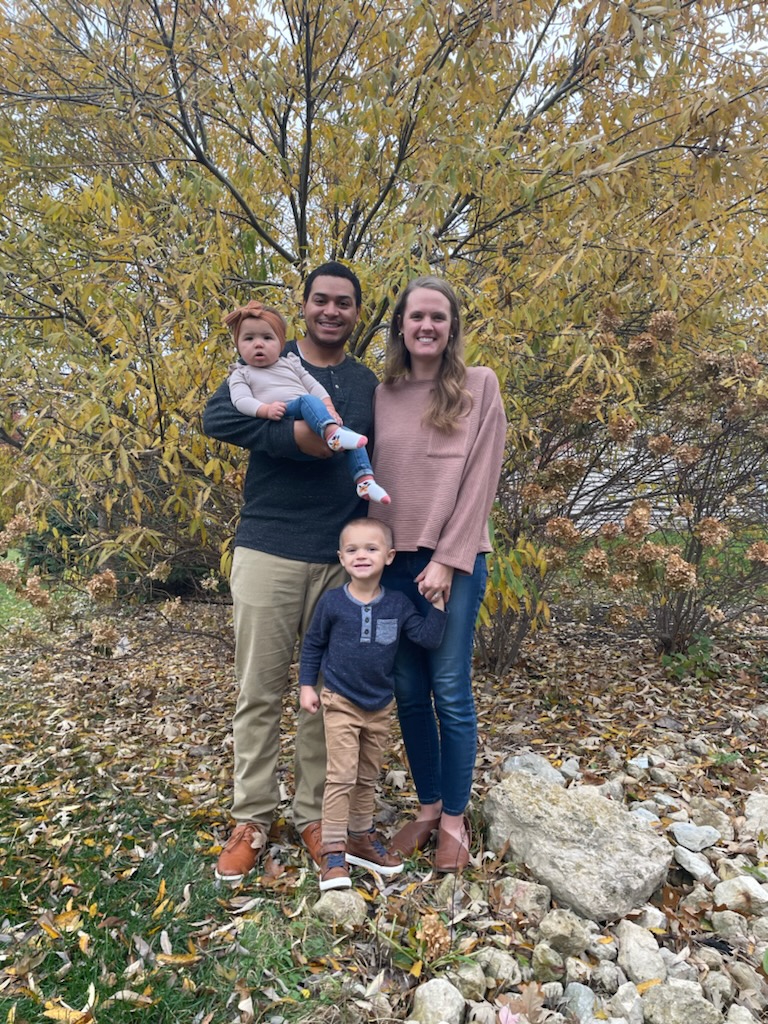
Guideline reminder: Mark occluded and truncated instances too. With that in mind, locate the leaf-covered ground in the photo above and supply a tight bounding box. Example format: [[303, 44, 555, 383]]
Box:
[[1, 602, 767, 1022]]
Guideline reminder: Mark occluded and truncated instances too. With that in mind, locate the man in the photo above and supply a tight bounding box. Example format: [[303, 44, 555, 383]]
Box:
[[203, 262, 377, 882]]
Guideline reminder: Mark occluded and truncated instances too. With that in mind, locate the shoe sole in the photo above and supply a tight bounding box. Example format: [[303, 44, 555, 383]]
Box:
[[319, 876, 352, 891], [214, 868, 250, 884], [345, 854, 404, 876]]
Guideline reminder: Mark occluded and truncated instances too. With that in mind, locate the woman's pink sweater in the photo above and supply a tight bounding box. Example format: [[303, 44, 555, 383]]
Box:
[[372, 366, 507, 574]]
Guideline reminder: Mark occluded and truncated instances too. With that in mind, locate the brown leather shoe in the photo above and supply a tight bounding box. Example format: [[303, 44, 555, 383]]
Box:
[[434, 818, 472, 873], [346, 829, 404, 876], [389, 816, 441, 857], [319, 843, 351, 891], [215, 822, 268, 883], [300, 821, 323, 868]]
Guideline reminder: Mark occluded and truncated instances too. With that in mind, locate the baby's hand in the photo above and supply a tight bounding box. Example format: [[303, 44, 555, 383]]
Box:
[[300, 687, 320, 714], [431, 593, 446, 612], [265, 401, 287, 420], [323, 400, 343, 425]]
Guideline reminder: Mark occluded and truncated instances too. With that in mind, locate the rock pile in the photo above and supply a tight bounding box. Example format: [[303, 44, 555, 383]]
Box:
[[313, 740, 768, 1024]]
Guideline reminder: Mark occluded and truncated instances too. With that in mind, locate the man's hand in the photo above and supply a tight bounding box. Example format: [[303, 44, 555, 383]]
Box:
[[323, 399, 343, 425], [294, 420, 333, 458], [300, 687, 320, 714]]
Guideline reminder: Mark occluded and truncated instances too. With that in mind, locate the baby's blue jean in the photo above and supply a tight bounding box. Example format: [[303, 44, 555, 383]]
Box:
[[382, 549, 487, 816], [285, 395, 372, 481]]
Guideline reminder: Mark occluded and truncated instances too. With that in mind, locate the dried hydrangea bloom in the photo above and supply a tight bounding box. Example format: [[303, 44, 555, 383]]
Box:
[[735, 353, 760, 378], [675, 444, 703, 468], [568, 394, 601, 421], [544, 517, 581, 547], [609, 571, 637, 592], [0, 560, 21, 586], [637, 542, 666, 564], [648, 310, 678, 341], [85, 569, 118, 602], [647, 434, 673, 456], [628, 332, 658, 360], [543, 546, 569, 570], [601, 522, 621, 540], [521, 483, 546, 504], [582, 547, 610, 581], [595, 308, 623, 334], [23, 575, 51, 608], [608, 415, 636, 444], [624, 500, 651, 540], [664, 552, 698, 590], [746, 541, 768, 565], [91, 619, 119, 650], [606, 606, 629, 628], [694, 517, 730, 548], [0, 512, 34, 552]]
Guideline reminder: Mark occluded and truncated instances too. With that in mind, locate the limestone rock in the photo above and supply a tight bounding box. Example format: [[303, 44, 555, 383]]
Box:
[[641, 980, 724, 1024], [409, 978, 466, 1024], [311, 888, 367, 929], [726, 1005, 760, 1022], [492, 876, 551, 925], [531, 941, 565, 983], [502, 750, 566, 786], [669, 821, 721, 852], [743, 792, 768, 837], [615, 920, 666, 984], [689, 795, 735, 842], [538, 908, 593, 956], [483, 773, 672, 921], [561, 981, 595, 1021], [609, 981, 643, 1024], [474, 947, 522, 993], [711, 910, 749, 938], [466, 1001, 496, 1024], [713, 876, 768, 917], [442, 960, 486, 1002], [674, 845, 718, 886]]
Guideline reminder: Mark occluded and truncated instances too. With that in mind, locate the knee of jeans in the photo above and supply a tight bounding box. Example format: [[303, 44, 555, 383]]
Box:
[[432, 680, 476, 723]]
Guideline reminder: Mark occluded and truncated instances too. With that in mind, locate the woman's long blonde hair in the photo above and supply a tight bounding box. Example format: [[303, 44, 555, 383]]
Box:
[[383, 276, 470, 430]]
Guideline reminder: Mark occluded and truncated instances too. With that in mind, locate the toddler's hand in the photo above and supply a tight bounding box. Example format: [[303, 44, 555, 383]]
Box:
[[266, 401, 287, 420], [300, 688, 320, 714]]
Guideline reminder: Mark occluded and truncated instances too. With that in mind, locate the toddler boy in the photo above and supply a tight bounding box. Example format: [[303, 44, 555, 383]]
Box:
[[299, 517, 446, 889]]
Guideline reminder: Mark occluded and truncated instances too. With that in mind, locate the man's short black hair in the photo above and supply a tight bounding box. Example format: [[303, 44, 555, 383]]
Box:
[[303, 261, 362, 308]]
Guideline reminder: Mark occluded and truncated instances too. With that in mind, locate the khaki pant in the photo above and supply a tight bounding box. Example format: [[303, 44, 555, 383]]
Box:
[[320, 689, 393, 846], [230, 547, 346, 830]]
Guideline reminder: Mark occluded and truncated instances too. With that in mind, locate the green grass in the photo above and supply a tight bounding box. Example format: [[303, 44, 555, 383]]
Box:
[[0, 580, 30, 627], [0, 802, 360, 1024]]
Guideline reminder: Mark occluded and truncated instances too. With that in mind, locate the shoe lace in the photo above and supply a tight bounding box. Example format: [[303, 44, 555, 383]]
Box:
[[225, 823, 263, 851], [325, 851, 347, 871], [368, 834, 389, 857]]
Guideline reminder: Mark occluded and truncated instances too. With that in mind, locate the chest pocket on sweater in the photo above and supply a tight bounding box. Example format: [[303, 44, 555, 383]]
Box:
[[426, 415, 470, 458], [375, 619, 398, 645]]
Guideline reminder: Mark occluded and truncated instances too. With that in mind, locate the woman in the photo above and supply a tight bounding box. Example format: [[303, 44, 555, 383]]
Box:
[[372, 276, 507, 871]]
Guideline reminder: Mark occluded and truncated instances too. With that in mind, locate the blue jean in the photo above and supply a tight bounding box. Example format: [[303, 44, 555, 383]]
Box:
[[382, 549, 487, 816], [285, 395, 372, 482]]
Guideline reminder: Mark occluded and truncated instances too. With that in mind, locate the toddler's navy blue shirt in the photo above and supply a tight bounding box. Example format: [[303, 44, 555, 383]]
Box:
[[299, 584, 447, 711]]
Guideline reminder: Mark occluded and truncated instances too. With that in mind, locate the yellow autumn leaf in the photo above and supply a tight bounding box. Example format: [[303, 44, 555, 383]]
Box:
[[155, 953, 202, 966], [42, 1006, 83, 1023], [151, 898, 170, 919], [54, 911, 82, 933], [636, 978, 662, 994]]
